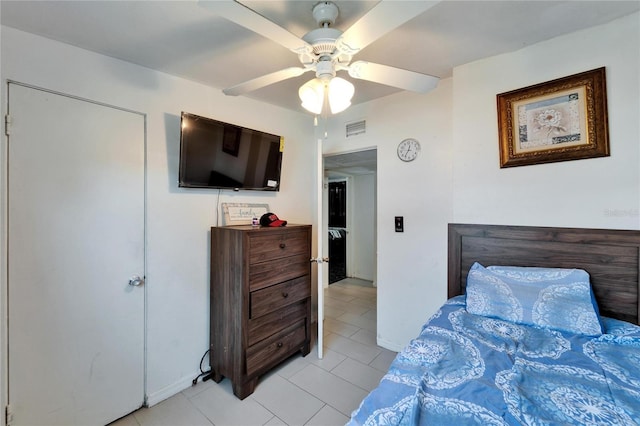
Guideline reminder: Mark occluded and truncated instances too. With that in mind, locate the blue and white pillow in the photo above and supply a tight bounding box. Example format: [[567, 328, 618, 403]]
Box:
[[466, 262, 602, 336]]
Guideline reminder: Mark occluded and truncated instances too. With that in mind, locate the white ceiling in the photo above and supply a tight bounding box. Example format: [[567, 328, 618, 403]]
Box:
[[324, 148, 377, 177], [2, 0, 639, 114], [2, 1, 638, 175]]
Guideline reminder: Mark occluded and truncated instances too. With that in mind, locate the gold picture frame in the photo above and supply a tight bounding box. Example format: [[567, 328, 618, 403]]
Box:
[[497, 67, 609, 168]]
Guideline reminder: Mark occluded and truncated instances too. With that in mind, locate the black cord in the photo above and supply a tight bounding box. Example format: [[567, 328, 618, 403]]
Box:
[[215, 188, 221, 227], [192, 349, 212, 385]]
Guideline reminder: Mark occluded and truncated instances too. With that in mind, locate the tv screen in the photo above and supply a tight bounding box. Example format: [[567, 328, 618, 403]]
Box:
[[179, 112, 283, 191]]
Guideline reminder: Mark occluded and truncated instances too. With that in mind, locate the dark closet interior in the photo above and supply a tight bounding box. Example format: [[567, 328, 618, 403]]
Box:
[[328, 181, 347, 284]]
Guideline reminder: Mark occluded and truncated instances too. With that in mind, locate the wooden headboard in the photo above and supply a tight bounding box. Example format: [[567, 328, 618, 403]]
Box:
[[448, 223, 640, 325]]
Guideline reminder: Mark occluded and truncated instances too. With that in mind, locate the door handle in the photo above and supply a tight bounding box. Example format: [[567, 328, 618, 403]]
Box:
[[128, 275, 144, 287]]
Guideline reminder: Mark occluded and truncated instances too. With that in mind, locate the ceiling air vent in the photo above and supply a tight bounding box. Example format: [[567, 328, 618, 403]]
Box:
[[346, 120, 366, 138]]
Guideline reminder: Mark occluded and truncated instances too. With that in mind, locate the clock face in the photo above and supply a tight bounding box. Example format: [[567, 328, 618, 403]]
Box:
[[397, 138, 420, 162]]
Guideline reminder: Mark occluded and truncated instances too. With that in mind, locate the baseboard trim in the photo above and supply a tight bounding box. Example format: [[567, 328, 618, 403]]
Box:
[[375, 337, 403, 353], [145, 370, 201, 407]]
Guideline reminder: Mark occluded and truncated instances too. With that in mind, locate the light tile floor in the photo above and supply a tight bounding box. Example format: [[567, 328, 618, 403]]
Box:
[[111, 278, 396, 426]]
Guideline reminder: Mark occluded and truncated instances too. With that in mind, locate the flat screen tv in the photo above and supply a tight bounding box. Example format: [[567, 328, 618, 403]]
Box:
[[179, 112, 283, 191]]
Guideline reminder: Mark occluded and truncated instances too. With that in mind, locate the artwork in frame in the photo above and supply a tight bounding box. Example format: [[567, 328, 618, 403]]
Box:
[[497, 67, 609, 168], [221, 203, 269, 226]]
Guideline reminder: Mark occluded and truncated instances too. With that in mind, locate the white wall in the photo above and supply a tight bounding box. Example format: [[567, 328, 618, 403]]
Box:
[[0, 26, 317, 407], [350, 173, 376, 282], [323, 79, 454, 350], [322, 12, 639, 351], [453, 12, 640, 230]]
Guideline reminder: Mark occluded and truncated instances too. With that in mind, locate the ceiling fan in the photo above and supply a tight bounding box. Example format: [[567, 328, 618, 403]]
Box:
[[199, 1, 440, 114]]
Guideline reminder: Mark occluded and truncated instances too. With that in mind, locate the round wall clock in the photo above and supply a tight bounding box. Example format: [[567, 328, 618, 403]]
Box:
[[397, 138, 421, 162]]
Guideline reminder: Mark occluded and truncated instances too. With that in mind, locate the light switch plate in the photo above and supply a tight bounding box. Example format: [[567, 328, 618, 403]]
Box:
[[395, 216, 404, 232]]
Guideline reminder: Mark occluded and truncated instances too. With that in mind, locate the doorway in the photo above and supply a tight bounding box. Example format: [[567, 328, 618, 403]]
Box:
[[7, 83, 146, 425], [323, 149, 377, 288]]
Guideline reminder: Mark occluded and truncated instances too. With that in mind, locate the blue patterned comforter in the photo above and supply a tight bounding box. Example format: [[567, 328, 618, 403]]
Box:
[[348, 296, 640, 425]]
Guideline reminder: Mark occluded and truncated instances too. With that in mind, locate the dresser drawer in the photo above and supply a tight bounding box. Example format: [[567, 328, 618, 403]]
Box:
[[249, 254, 309, 291], [250, 276, 310, 318], [248, 228, 309, 264], [246, 320, 306, 377], [248, 299, 308, 346]]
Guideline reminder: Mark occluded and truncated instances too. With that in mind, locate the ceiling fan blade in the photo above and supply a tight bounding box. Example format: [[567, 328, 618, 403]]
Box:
[[348, 61, 439, 93], [223, 67, 312, 96], [198, 0, 312, 56], [337, 1, 439, 54]]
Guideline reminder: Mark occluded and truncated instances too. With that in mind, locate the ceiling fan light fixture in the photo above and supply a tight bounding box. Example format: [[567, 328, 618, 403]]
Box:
[[328, 77, 354, 114], [211, 0, 441, 111], [299, 78, 325, 114], [299, 76, 354, 115]]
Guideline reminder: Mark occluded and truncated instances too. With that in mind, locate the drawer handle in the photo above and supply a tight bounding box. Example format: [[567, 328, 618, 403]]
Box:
[[282, 292, 289, 298], [277, 342, 283, 348], [279, 243, 286, 249]]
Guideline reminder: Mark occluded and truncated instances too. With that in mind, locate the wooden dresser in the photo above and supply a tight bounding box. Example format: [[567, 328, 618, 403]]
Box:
[[210, 224, 312, 399]]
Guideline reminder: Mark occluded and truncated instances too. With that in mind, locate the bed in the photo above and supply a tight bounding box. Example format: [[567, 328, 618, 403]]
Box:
[[348, 223, 640, 425]]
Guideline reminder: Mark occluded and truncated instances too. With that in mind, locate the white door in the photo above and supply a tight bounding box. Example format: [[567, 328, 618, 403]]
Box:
[[7, 83, 145, 425], [315, 138, 325, 358]]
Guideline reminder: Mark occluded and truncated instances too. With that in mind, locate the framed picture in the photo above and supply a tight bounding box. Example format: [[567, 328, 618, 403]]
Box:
[[497, 67, 609, 168], [221, 203, 269, 226]]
